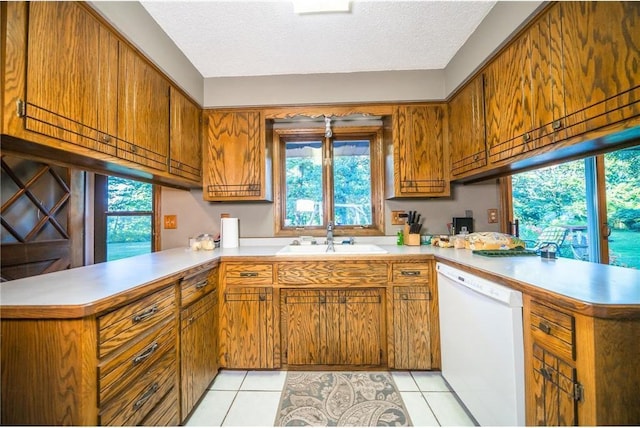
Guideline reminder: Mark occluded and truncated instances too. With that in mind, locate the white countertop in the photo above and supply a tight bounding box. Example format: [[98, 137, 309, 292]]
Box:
[[1, 240, 639, 318]]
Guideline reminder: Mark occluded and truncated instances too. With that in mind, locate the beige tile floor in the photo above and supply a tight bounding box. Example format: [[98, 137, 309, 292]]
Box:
[[185, 370, 477, 426]]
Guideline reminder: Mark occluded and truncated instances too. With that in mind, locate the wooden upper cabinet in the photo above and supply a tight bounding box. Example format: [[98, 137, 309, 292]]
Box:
[[117, 43, 170, 171], [169, 88, 202, 183], [203, 110, 273, 201], [484, 2, 640, 166], [387, 104, 449, 198], [529, 4, 566, 147], [23, 1, 118, 155], [560, 2, 640, 134], [448, 75, 487, 178], [484, 31, 534, 164]]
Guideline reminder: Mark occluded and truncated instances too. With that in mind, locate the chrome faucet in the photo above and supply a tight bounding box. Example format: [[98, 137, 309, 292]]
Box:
[[326, 221, 335, 252]]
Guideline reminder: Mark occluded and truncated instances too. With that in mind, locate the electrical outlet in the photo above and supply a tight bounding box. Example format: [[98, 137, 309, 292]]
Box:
[[488, 209, 498, 224], [164, 215, 177, 229], [391, 210, 406, 225]]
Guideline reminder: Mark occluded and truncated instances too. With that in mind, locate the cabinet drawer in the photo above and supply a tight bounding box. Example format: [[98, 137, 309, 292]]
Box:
[[181, 268, 217, 308], [98, 286, 175, 358], [391, 263, 431, 284], [99, 317, 176, 404], [99, 347, 176, 426], [277, 261, 387, 285], [223, 263, 273, 285], [530, 300, 575, 360]]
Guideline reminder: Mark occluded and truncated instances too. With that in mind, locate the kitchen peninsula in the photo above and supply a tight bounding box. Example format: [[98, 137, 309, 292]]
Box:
[[2, 243, 639, 425]]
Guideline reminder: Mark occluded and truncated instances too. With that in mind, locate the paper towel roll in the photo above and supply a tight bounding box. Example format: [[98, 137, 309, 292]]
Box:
[[221, 217, 239, 248]]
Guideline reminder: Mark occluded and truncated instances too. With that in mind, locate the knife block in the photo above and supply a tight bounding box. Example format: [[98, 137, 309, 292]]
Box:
[[403, 224, 420, 246]]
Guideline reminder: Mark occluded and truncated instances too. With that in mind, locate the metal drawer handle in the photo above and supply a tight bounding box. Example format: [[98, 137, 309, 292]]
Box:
[[133, 342, 158, 365], [259, 294, 266, 301], [195, 279, 208, 289], [538, 321, 552, 335], [552, 120, 563, 130], [132, 305, 158, 323], [400, 270, 421, 276], [133, 382, 159, 411], [523, 132, 532, 142], [240, 272, 258, 277], [539, 367, 552, 381], [400, 294, 408, 300]]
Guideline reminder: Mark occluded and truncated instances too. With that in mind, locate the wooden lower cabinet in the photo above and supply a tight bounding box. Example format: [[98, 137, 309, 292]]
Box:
[[180, 289, 218, 421], [392, 286, 432, 369], [530, 344, 578, 426], [0, 281, 179, 426], [523, 294, 640, 426], [219, 285, 275, 368], [282, 288, 385, 366]]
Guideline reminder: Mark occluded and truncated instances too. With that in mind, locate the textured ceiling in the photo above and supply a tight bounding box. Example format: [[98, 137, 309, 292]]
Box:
[[140, 1, 496, 78]]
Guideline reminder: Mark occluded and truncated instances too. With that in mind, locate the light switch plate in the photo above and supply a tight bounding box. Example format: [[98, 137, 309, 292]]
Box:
[[487, 209, 498, 224], [391, 210, 406, 225], [164, 215, 177, 229]]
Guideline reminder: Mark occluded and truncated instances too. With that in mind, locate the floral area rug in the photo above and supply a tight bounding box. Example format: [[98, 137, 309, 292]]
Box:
[[274, 372, 412, 426]]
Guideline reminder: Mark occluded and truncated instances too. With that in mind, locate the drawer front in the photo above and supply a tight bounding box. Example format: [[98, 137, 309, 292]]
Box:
[[181, 268, 217, 308], [277, 261, 387, 285], [530, 300, 575, 360], [98, 286, 175, 358], [99, 317, 176, 404], [391, 263, 431, 284], [140, 387, 179, 426], [223, 263, 273, 285], [99, 347, 177, 426]]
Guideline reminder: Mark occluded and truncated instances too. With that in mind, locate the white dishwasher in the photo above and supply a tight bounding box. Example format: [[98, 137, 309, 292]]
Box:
[[436, 262, 525, 426]]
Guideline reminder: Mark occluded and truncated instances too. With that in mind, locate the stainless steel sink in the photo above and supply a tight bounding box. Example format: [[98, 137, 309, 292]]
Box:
[[275, 243, 387, 256]]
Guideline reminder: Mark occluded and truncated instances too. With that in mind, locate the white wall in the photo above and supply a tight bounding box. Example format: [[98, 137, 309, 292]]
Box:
[[204, 70, 445, 108], [160, 180, 501, 250]]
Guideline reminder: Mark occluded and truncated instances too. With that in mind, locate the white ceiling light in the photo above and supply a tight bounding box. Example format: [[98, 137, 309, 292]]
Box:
[[293, 0, 351, 15]]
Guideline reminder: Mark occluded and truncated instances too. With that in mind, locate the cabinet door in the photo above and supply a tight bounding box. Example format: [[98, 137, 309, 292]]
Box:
[[281, 290, 323, 365], [530, 344, 578, 426], [180, 291, 218, 420], [529, 4, 566, 147], [392, 105, 449, 197], [220, 286, 274, 368], [484, 32, 534, 163], [25, 2, 118, 155], [340, 289, 384, 366], [117, 43, 170, 171], [560, 2, 640, 135], [392, 286, 432, 369], [448, 76, 487, 177], [169, 87, 202, 183], [203, 111, 270, 201]]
